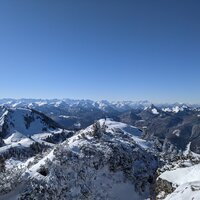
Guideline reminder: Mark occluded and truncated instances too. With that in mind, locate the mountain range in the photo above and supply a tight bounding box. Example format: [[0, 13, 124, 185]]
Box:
[[0, 98, 200, 199]]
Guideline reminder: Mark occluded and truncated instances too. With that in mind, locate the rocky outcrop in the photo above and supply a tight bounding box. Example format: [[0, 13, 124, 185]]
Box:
[[156, 177, 176, 199]]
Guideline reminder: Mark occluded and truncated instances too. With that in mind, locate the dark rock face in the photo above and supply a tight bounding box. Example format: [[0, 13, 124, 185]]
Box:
[[156, 177, 176, 199]]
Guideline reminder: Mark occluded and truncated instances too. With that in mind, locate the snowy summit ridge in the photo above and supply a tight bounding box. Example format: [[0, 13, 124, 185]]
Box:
[[5, 119, 158, 200]]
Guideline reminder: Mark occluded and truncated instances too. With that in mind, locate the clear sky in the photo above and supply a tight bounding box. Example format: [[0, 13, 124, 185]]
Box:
[[0, 0, 200, 103]]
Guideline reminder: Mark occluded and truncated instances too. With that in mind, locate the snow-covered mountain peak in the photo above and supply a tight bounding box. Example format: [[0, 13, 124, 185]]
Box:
[[21, 119, 158, 200], [76, 118, 151, 150], [144, 104, 161, 115], [0, 107, 61, 138]]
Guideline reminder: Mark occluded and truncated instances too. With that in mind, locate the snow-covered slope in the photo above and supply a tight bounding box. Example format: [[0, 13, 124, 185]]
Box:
[[80, 119, 152, 150], [0, 107, 61, 137], [158, 162, 200, 200], [0, 107, 70, 156], [160, 163, 200, 186], [5, 119, 158, 200], [165, 181, 200, 200]]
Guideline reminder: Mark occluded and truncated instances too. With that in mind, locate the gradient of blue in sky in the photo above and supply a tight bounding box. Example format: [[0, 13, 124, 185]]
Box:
[[0, 0, 200, 103]]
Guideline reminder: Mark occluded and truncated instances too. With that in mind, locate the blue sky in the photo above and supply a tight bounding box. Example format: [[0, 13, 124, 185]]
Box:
[[0, 0, 200, 103]]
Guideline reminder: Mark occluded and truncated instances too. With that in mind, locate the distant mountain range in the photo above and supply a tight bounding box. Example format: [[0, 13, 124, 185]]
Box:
[[0, 98, 199, 110]]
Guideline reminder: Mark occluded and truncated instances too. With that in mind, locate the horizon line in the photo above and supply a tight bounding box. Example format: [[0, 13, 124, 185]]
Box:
[[0, 97, 199, 105]]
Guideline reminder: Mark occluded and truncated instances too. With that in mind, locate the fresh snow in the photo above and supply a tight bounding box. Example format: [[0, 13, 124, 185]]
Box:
[[81, 119, 151, 150], [159, 162, 200, 200], [0, 110, 8, 123], [172, 129, 180, 137], [4, 132, 27, 144], [160, 163, 200, 186], [0, 138, 34, 153], [27, 149, 54, 176], [162, 106, 186, 113], [35, 101, 47, 106], [59, 115, 71, 119], [23, 118, 156, 199], [152, 108, 159, 115], [183, 142, 191, 156], [5, 108, 50, 136], [162, 108, 172, 112], [172, 106, 184, 113], [5, 157, 35, 169], [165, 182, 200, 200]]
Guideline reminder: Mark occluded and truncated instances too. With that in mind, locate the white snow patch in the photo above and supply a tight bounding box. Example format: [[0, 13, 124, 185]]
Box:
[[165, 181, 200, 200], [162, 108, 172, 112], [4, 132, 26, 144], [28, 150, 55, 176], [172, 106, 184, 113], [152, 108, 159, 115], [35, 101, 47, 106], [59, 115, 71, 119], [183, 142, 191, 156], [172, 129, 180, 137], [77, 119, 151, 150], [159, 163, 200, 186]]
